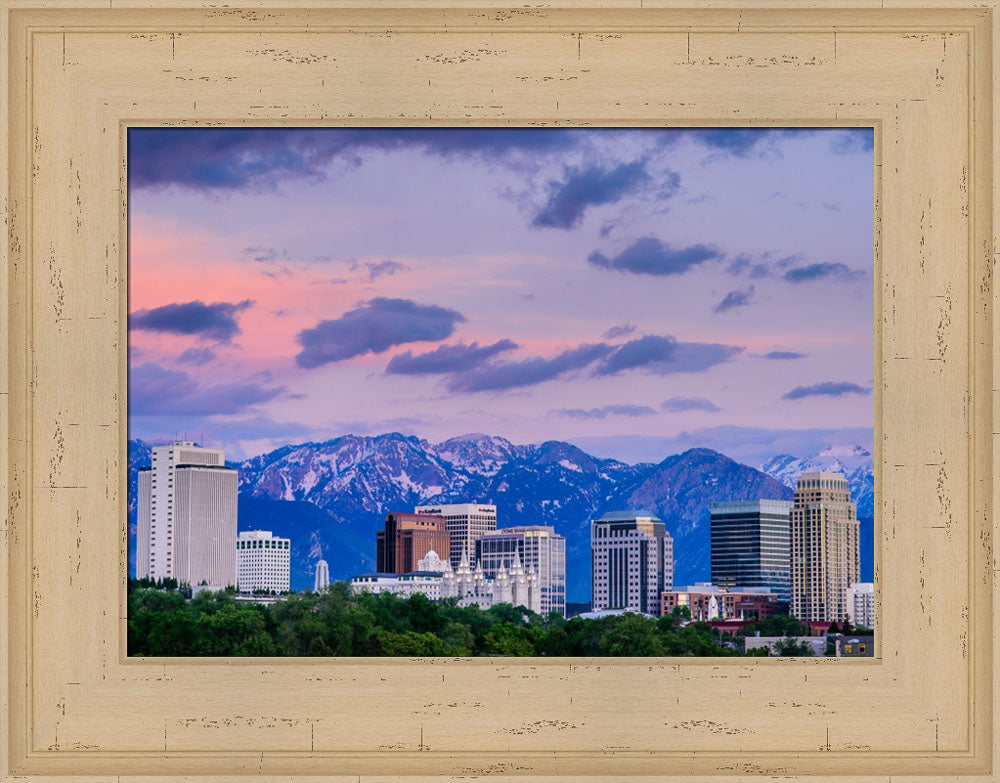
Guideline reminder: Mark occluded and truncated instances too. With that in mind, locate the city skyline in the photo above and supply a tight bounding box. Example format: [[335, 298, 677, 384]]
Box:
[[129, 128, 875, 462]]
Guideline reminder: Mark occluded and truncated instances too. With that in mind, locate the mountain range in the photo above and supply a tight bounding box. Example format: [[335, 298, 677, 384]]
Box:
[[127, 433, 875, 601]]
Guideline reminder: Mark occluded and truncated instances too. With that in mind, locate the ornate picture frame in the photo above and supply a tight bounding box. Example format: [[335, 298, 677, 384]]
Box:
[[2, 2, 996, 780]]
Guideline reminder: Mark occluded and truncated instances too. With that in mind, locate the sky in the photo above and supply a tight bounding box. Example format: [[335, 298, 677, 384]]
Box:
[[128, 128, 875, 463]]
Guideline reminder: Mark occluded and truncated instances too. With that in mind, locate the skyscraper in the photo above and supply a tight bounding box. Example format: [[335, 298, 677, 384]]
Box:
[[137, 441, 237, 586], [590, 510, 673, 616], [845, 581, 875, 629], [413, 502, 497, 569], [314, 558, 330, 591], [376, 512, 450, 574], [475, 525, 566, 616], [236, 530, 290, 593], [790, 471, 860, 623], [710, 499, 793, 602]]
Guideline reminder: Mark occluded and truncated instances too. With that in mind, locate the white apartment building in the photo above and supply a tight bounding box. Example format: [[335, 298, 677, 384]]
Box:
[[137, 441, 237, 587], [591, 510, 672, 616], [314, 558, 330, 591], [845, 582, 875, 629], [413, 502, 497, 569], [475, 525, 566, 616], [236, 530, 290, 594]]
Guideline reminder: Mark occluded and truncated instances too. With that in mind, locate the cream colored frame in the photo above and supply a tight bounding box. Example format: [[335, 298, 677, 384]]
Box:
[[1, 2, 997, 781]]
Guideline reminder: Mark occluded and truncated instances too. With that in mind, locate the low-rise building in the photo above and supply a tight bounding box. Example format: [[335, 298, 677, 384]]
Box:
[[236, 530, 290, 594], [744, 635, 827, 656], [835, 635, 875, 657], [660, 583, 783, 621]]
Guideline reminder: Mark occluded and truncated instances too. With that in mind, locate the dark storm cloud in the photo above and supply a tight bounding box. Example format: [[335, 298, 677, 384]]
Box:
[[782, 381, 871, 400], [594, 335, 743, 376], [782, 262, 864, 284], [661, 396, 722, 413], [130, 299, 254, 343], [588, 236, 722, 276], [554, 404, 657, 420], [763, 351, 807, 360], [447, 343, 614, 393], [129, 362, 285, 415], [532, 161, 655, 230], [385, 339, 519, 375], [714, 285, 755, 313], [295, 297, 466, 368]]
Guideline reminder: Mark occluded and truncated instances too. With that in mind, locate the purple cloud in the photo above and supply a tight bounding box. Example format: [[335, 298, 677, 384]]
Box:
[[588, 236, 722, 276], [386, 339, 519, 375], [763, 351, 807, 360], [532, 161, 656, 230], [661, 396, 722, 413], [783, 381, 871, 400], [595, 335, 743, 376], [130, 299, 254, 343], [177, 346, 217, 366], [295, 298, 466, 368], [714, 285, 755, 313], [603, 322, 637, 340], [129, 362, 284, 415], [555, 404, 657, 419], [353, 259, 410, 282], [782, 262, 863, 284], [447, 343, 613, 393]]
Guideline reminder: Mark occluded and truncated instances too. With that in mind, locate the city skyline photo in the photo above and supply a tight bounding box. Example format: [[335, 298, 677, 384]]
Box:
[[127, 127, 875, 657]]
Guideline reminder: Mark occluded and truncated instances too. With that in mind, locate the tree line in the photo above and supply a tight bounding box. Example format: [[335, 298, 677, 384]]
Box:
[[127, 579, 861, 657]]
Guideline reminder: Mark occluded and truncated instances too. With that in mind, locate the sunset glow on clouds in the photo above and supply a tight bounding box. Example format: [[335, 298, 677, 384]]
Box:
[[128, 128, 874, 460]]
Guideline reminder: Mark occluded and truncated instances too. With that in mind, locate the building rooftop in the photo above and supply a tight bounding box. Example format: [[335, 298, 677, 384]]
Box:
[[594, 510, 660, 522]]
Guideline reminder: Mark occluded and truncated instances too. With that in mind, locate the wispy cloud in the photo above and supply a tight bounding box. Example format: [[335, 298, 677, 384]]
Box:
[[353, 259, 410, 282], [763, 350, 806, 360], [661, 396, 722, 413], [603, 322, 637, 340], [714, 285, 755, 313], [783, 381, 871, 400], [588, 236, 722, 276], [129, 362, 285, 415], [554, 404, 657, 420], [782, 262, 863, 284], [295, 298, 466, 368], [177, 346, 218, 366]]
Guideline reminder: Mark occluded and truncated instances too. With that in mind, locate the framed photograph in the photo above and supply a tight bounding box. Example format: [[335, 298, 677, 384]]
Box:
[[2, 2, 997, 781]]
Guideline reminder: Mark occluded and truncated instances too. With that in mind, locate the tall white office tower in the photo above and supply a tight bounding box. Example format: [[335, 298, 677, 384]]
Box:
[[236, 530, 291, 593], [136, 441, 237, 587], [413, 502, 497, 569], [314, 558, 330, 591], [590, 510, 672, 616]]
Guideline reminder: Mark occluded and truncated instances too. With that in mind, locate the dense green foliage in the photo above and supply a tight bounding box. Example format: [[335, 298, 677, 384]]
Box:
[[128, 581, 759, 657]]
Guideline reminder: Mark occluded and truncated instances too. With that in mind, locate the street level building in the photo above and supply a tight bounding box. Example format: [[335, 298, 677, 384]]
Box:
[[413, 502, 497, 569], [475, 525, 566, 616], [137, 441, 237, 587], [790, 471, 860, 623], [710, 499, 792, 603], [376, 512, 450, 574], [591, 510, 673, 616], [660, 583, 783, 621], [236, 530, 290, 594]]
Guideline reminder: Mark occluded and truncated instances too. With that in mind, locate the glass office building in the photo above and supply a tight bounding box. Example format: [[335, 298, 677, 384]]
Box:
[[710, 499, 793, 603]]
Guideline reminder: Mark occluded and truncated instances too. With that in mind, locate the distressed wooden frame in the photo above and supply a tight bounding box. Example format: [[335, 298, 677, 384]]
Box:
[[1, 2, 998, 781]]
